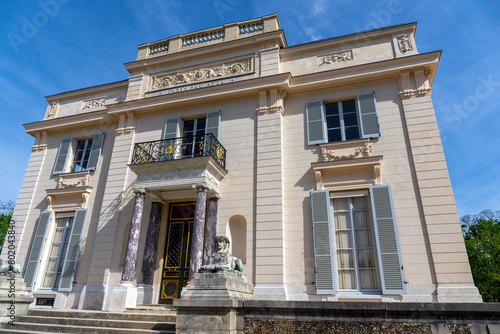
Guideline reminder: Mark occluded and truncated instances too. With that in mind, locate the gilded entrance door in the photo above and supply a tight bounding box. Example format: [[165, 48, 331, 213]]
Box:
[[159, 202, 195, 304]]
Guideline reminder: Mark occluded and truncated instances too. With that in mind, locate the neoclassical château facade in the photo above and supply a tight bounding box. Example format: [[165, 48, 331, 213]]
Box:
[[13, 14, 481, 310]]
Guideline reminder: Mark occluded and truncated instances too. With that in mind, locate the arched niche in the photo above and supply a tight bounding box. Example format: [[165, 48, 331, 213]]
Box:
[[228, 215, 247, 264]]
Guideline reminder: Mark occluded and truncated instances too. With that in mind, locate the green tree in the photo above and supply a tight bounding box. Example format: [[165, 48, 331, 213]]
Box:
[[0, 200, 14, 253], [461, 210, 500, 302]]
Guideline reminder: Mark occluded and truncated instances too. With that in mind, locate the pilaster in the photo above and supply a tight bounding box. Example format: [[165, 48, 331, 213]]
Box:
[[14, 134, 49, 267], [254, 91, 286, 298], [398, 73, 481, 302], [86, 129, 136, 309]]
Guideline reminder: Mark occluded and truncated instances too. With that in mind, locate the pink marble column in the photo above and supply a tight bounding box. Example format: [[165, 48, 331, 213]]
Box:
[[122, 190, 145, 283], [140, 200, 162, 285], [203, 196, 219, 265], [188, 185, 207, 280]]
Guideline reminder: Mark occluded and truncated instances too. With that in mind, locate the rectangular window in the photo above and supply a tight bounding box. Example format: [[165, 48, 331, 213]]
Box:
[[325, 100, 360, 142], [182, 117, 206, 157], [53, 133, 105, 174], [310, 186, 406, 295], [41, 216, 73, 289], [332, 196, 379, 291], [71, 138, 93, 172], [306, 92, 380, 145]]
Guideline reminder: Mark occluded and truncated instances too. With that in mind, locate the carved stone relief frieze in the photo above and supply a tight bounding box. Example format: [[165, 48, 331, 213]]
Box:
[[47, 102, 58, 118], [397, 34, 413, 53], [151, 58, 252, 90], [56, 174, 91, 188], [318, 50, 353, 66], [320, 142, 372, 162], [82, 97, 106, 110]]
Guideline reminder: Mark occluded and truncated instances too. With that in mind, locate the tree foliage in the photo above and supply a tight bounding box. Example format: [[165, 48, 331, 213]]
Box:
[[461, 210, 500, 302], [0, 201, 14, 253]]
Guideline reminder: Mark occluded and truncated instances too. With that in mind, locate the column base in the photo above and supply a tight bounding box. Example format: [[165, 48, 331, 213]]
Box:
[[253, 284, 286, 300], [137, 284, 156, 305], [109, 283, 138, 312], [436, 284, 483, 303]]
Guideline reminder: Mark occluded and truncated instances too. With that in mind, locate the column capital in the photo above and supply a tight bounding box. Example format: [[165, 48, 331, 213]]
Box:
[[192, 183, 211, 191], [134, 187, 146, 194]]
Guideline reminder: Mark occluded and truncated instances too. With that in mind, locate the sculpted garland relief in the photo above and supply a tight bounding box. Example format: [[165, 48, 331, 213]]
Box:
[[151, 58, 251, 90], [320, 142, 373, 161]]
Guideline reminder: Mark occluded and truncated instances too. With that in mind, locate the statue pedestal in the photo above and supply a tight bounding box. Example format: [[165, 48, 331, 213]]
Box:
[[0, 275, 34, 323], [174, 272, 253, 334]]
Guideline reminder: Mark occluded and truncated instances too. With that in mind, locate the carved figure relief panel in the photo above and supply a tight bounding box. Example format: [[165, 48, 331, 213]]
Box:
[[150, 58, 253, 90]]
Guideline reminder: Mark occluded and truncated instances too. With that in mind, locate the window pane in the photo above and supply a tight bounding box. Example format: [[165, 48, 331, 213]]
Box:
[[342, 100, 356, 113], [196, 118, 206, 135], [334, 198, 349, 211], [343, 112, 358, 126], [182, 120, 194, 136], [338, 270, 355, 290], [325, 103, 339, 116], [337, 250, 354, 268], [335, 231, 352, 249], [357, 249, 376, 268], [353, 210, 369, 228], [335, 212, 350, 230], [356, 229, 373, 248], [359, 269, 378, 290], [327, 129, 342, 142], [326, 115, 340, 128], [345, 126, 360, 140]]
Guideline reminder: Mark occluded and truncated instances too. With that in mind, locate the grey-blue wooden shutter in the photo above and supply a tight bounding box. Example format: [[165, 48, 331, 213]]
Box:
[[205, 110, 221, 139], [58, 209, 88, 291], [357, 92, 380, 138], [163, 117, 180, 140], [306, 100, 326, 145], [53, 138, 72, 174], [310, 190, 336, 294], [24, 211, 52, 290], [86, 132, 105, 170], [369, 185, 406, 295]]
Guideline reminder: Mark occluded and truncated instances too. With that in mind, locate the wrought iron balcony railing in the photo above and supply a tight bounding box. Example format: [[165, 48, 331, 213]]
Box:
[[131, 133, 226, 169]]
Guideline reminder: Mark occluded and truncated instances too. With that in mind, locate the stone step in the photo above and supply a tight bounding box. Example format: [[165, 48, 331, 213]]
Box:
[[126, 304, 177, 314], [0, 322, 174, 334], [28, 308, 176, 322], [15, 315, 175, 331]]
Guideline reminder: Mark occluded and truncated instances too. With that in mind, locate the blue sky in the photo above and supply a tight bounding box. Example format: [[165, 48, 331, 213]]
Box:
[[1, 0, 499, 217]]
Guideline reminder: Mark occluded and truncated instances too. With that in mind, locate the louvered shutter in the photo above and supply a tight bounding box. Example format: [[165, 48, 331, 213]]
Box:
[[310, 190, 336, 294], [205, 110, 221, 139], [357, 92, 380, 138], [24, 211, 52, 290], [163, 117, 180, 140], [369, 185, 406, 295], [306, 100, 326, 145], [53, 138, 72, 174], [58, 209, 88, 291], [86, 132, 105, 170]]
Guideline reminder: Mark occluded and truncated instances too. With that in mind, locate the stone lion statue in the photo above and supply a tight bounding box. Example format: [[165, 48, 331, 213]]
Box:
[[200, 235, 244, 277]]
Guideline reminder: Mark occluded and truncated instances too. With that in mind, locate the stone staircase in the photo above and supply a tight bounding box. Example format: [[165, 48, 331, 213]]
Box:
[[0, 305, 176, 333]]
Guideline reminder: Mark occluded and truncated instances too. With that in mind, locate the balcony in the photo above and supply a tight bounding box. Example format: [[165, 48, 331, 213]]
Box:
[[131, 133, 226, 169], [129, 134, 227, 195]]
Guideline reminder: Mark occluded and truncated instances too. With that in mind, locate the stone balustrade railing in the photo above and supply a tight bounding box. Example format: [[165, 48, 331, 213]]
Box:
[[137, 14, 279, 60]]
